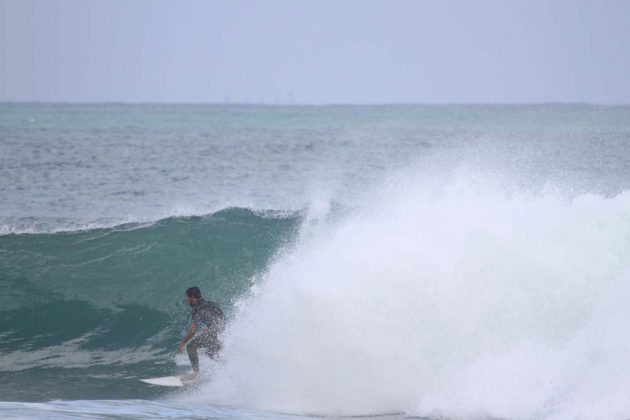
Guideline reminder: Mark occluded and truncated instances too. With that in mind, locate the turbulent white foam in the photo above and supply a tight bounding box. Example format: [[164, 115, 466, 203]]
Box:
[[185, 172, 630, 419]]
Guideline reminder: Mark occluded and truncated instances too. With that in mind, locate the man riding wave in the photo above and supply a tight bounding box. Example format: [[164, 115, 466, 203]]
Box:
[[177, 287, 225, 380]]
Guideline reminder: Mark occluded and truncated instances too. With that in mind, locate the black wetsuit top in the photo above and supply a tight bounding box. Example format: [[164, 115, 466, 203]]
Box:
[[191, 299, 225, 336]]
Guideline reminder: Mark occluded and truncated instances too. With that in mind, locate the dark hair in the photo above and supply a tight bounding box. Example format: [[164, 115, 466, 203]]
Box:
[[185, 287, 202, 299]]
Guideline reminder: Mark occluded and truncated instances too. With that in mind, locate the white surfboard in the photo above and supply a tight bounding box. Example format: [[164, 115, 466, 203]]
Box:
[[140, 373, 197, 387]]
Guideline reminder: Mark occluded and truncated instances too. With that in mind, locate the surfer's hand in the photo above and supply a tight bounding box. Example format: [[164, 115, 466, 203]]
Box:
[[176, 344, 185, 353]]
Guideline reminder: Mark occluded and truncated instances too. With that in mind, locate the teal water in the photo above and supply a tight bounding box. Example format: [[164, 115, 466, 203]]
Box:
[[3, 104, 630, 418], [0, 209, 298, 401]]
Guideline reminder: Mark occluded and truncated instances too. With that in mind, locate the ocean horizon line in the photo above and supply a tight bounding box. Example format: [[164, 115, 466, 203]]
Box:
[[1, 100, 629, 107]]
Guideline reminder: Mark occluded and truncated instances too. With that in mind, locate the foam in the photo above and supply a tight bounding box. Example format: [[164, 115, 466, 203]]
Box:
[[185, 172, 630, 418]]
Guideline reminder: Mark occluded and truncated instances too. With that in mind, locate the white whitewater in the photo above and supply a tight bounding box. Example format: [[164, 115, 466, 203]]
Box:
[[185, 172, 630, 419]]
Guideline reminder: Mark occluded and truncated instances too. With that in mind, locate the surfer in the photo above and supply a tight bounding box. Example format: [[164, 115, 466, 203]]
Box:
[[176, 287, 225, 379]]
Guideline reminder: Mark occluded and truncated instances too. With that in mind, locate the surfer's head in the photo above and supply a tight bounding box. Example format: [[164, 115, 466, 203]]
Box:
[[185, 286, 202, 306]]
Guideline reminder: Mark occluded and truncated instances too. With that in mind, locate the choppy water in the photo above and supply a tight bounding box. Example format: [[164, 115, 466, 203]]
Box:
[[2, 104, 630, 419]]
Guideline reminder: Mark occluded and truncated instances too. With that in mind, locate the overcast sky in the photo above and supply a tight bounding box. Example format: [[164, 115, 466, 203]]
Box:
[[1, 0, 629, 104]]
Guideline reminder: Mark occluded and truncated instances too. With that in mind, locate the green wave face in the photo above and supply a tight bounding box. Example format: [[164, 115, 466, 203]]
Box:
[[0, 208, 299, 400]]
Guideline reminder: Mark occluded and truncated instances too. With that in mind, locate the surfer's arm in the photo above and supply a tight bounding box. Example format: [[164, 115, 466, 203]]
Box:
[[176, 323, 198, 353]]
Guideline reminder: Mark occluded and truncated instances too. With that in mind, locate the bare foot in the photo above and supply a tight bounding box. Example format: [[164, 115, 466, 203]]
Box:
[[180, 372, 199, 382]]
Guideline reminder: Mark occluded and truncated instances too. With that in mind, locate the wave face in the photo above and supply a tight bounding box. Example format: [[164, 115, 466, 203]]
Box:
[[183, 176, 630, 419], [0, 208, 299, 401]]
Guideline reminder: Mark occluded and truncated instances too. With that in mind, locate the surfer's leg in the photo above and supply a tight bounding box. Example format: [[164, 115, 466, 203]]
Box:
[[204, 337, 222, 360], [186, 336, 202, 372]]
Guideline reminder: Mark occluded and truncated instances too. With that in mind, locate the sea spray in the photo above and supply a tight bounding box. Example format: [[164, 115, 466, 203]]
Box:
[[186, 174, 630, 418]]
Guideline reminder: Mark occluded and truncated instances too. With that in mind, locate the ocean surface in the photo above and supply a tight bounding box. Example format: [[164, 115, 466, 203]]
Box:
[[2, 103, 630, 419]]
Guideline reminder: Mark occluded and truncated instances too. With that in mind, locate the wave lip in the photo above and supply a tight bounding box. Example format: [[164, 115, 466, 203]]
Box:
[[0, 206, 300, 236]]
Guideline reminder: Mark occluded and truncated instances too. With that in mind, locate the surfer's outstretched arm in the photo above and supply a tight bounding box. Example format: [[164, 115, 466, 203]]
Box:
[[176, 323, 198, 353]]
